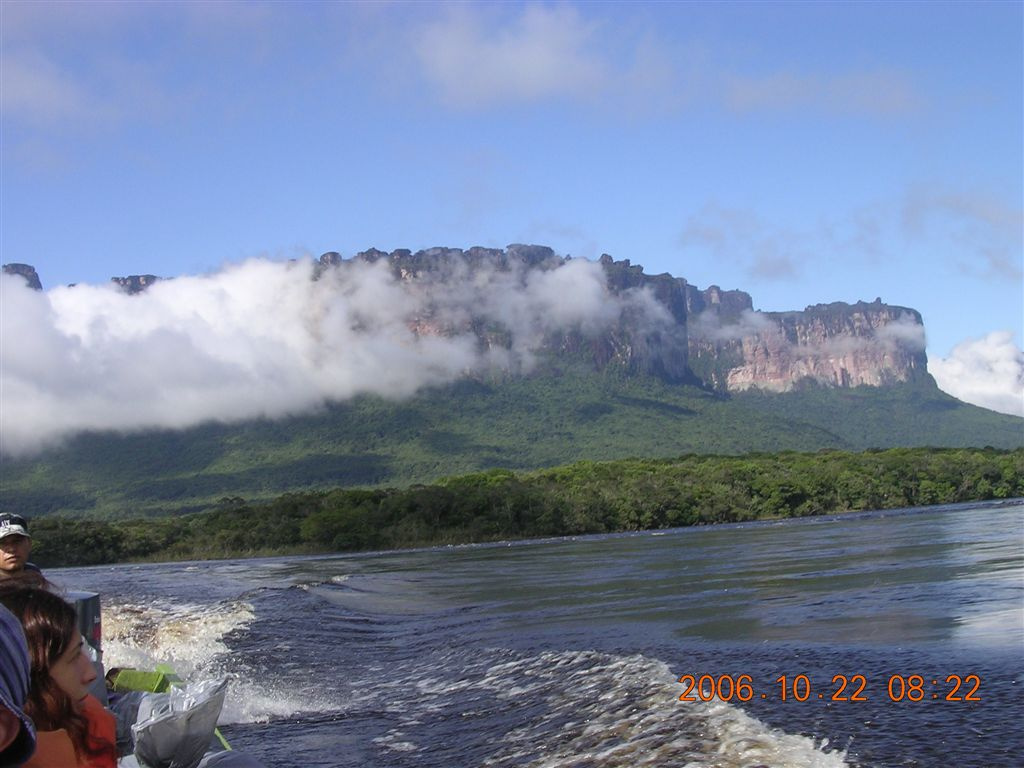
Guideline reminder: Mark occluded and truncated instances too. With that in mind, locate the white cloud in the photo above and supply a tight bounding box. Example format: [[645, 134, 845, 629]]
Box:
[[412, 4, 606, 107], [930, 332, 1024, 417], [876, 313, 927, 352], [692, 307, 927, 361], [688, 308, 775, 342], [408, 5, 924, 117], [0, 255, 664, 456], [1, 1, 929, 127]]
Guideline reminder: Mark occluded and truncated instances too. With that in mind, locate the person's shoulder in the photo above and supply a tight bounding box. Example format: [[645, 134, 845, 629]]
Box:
[[23, 563, 41, 574], [23, 728, 76, 768]]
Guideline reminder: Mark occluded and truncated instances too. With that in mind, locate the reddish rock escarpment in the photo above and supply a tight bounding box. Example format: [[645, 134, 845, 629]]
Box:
[[4, 248, 929, 394]]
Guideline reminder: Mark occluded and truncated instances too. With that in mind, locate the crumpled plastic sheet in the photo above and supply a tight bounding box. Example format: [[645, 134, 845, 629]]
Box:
[[130, 679, 228, 768]]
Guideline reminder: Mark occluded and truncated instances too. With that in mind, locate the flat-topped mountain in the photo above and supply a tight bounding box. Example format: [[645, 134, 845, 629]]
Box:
[[4, 245, 1017, 519], [11, 244, 923, 395], [329, 245, 929, 393]]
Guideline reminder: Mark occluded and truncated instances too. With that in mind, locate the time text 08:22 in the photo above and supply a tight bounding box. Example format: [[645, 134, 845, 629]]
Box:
[[676, 673, 982, 703]]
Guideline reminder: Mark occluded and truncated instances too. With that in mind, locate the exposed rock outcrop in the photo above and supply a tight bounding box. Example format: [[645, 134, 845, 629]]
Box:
[[3, 248, 930, 394], [724, 302, 927, 392], [2, 263, 42, 290], [111, 274, 161, 294]]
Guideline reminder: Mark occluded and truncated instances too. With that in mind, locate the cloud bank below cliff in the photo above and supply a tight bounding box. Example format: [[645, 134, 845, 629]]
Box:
[[930, 332, 1024, 418], [0, 256, 666, 457]]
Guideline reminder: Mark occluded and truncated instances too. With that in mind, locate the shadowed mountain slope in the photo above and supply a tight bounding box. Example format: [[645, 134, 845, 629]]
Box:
[[2, 368, 1019, 519]]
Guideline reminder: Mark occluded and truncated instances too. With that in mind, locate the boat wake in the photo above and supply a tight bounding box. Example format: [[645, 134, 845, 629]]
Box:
[[476, 650, 848, 768], [340, 646, 850, 768], [101, 597, 314, 725], [102, 598, 254, 672]]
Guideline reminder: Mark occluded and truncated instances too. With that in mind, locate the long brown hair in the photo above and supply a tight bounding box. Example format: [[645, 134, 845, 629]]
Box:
[[0, 584, 116, 763]]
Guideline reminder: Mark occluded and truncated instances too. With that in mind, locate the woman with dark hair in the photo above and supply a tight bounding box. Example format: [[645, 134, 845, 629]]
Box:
[[0, 585, 116, 768]]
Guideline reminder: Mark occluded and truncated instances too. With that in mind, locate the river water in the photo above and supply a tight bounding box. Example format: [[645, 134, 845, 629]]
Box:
[[51, 500, 1023, 768]]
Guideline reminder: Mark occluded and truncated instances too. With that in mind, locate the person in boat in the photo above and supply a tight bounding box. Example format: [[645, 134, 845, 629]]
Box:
[[0, 585, 116, 768], [0, 604, 36, 765], [0, 515, 42, 580]]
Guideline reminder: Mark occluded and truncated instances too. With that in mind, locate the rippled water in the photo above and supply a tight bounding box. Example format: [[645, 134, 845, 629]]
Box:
[[52, 500, 1023, 767]]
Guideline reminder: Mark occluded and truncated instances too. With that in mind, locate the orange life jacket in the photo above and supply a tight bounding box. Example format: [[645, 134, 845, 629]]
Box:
[[23, 694, 116, 768]]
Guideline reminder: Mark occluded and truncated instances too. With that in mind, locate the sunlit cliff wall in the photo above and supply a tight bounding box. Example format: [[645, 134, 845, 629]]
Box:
[[3, 247, 930, 395]]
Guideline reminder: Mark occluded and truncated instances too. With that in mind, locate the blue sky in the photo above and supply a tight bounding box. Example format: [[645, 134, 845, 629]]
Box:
[[2, 0, 1022, 420]]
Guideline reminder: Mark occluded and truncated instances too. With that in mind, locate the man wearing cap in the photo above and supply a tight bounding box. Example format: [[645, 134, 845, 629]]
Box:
[[0, 515, 40, 580], [0, 603, 35, 764]]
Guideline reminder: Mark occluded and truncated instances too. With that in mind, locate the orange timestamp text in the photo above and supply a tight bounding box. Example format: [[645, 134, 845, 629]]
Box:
[[677, 673, 982, 703]]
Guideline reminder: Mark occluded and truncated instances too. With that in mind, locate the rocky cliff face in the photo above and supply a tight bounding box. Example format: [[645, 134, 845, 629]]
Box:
[[716, 303, 926, 392], [2, 263, 42, 290], [334, 246, 693, 381], [111, 274, 161, 294], [3, 247, 930, 394], [326, 246, 927, 391]]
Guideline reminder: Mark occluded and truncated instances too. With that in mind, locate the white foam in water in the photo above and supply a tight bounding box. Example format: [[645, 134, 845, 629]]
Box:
[[355, 647, 850, 765], [102, 598, 313, 725], [103, 599, 254, 674], [218, 680, 316, 725], [102, 597, 851, 762], [469, 651, 849, 768], [372, 734, 418, 753]]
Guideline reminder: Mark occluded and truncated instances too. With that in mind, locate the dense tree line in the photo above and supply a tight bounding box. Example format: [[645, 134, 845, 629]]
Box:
[[5, 375, 1022, 522], [27, 447, 1024, 567]]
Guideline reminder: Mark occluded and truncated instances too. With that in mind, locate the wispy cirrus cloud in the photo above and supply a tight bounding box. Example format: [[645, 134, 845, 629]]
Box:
[[0, 0, 279, 134], [680, 186, 1021, 287], [2, 1, 927, 127], [678, 204, 805, 282], [1, 1, 144, 129], [405, 4, 924, 116], [412, 4, 606, 107], [902, 189, 1023, 281], [0, 49, 98, 126]]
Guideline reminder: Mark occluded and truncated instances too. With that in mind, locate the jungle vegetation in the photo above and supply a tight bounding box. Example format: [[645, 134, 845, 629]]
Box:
[[29, 447, 1024, 567], [4, 371, 1022, 520]]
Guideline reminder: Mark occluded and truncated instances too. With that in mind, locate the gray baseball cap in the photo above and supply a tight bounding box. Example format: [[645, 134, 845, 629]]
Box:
[[0, 514, 29, 542]]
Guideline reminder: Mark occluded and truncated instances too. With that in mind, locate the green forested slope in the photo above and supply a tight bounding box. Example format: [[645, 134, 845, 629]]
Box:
[[27, 447, 1024, 566], [1, 370, 1021, 519]]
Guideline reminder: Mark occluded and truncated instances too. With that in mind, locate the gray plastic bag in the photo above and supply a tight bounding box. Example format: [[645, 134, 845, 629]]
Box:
[[111, 690, 146, 755], [131, 679, 228, 768]]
